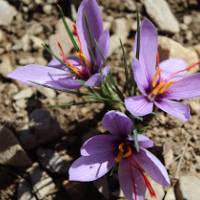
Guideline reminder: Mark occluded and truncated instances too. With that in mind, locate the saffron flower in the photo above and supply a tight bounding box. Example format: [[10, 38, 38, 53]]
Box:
[[8, 0, 110, 90], [125, 18, 200, 121], [69, 111, 170, 200]]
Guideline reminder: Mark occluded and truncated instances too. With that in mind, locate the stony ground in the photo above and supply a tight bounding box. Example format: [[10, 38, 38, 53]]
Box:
[[0, 0, 200, 199]]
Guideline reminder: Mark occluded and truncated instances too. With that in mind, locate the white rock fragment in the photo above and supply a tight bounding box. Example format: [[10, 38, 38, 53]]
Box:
[[13, 88, 33, 100], [0, 126, 32, 167], [49, 18, 74, 57], [37, 87, 56, 98], [0, 0, 17, 26], [159, 36, 199, 72], [0, 54, 13, 76], [27, 163, 57, 200], [112, 17, 130, 41], [180, 175, 200, 200], [144, 0, 180, 33]]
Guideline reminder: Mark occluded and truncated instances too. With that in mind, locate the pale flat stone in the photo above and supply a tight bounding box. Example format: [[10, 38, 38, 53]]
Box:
[[144, 0, 180, 33], [0, 0, 17, 26], [180, 175, 200, 200], [159, 36, 199, 72], [0, 126, 32, 167], [13, 88, 33, 100], [49, 18, 74, 57]]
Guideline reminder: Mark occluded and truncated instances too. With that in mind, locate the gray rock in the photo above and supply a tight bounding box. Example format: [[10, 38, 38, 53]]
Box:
[[0, 126, 32, 167], [19, 129, 38, 150], [15, 99, 27, 109], [183, 15, 192, 25], [112, 17, 130, 41], [144, 0, 180, 33], [158, 36, 199, 72], [37, 148, 71, 174], [37, 87, 56, 99], [43, 5, 52, 15], [49, 18, 74, 57], [124, 0, 136, 11], [30, 36, 44, 49], [17, 180, 36, 200], [13, 88, 34, 100], [0, 30, 5, 42], [21, 34, 32, 52], [0, 1, 17, 26], [26, 163, 57, 200], [109, 35, 123, 56], [0, 54, 13, 76], [29, 109, 62, 144], [180, 175, 200, 200]]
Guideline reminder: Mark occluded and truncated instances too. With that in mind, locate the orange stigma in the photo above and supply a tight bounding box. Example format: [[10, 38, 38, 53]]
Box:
[[115, 143, 133, 163], [131, 160, 157, 199], [152, 67, 161, 88], [73, 23, 91, 68], [57, 42, 83, 77]]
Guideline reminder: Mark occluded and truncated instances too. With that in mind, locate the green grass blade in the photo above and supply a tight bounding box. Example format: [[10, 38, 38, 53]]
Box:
[[136, 11, 140, 60], [57, 5, 80, 52]]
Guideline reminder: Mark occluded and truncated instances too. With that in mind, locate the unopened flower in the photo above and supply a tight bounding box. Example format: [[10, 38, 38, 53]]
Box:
[[8, 0, 110, 90], [69, 111, 170, 200], [125, 18, 200, 121]]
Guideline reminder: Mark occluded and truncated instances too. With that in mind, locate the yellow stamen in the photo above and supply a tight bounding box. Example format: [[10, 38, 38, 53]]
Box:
[[158, 81, 174, 94], [118, 143, 125, 153], [152, 68, 161, 88], [115, 143, 133, 163], [123, 147, 132, 158], [151, 81, 165, 95], [115, 152, 123, 163], [76, 52, 91, 67], [57, 42, 83, 77]]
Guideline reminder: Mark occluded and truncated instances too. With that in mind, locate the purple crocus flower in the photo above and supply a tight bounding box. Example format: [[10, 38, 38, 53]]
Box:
[[69, 111, 170, 200], [125, 18, 200, 122], [8, 0, 110, 90]]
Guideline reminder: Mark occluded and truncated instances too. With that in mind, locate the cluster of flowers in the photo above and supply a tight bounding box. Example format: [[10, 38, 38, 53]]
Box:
[[8, 0, 200, 199]]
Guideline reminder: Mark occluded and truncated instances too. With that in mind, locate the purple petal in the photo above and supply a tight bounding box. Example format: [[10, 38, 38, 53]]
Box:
[[48, 59, 65, 69], [118, 159, 146, 200], [85, 65, 110, 87], [85, 73, 102, 87], [138, 135, 154, 149], [7, 64, 77, 91], [55, 77, 83, 89], [159, 58, 187, 81], [96, 30, 110, 67], [166, 73, 200, 100], [155, 99, 190, 122], [134, 148, 170, 187], [134, 18, 157, 81], [125, 96, 153, 117], [132, 59, 149, 95], [102, 110, 133, 137], [69, 153, 115, 182], [81, 135, 116, 156], [76, 0, 103, 60]]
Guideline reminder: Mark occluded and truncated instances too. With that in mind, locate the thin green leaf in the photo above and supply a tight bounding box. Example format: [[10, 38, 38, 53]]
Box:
[[43, 43, 66, 67], [108, 73, 124, 101], [133, 129, 140, 152], [120, 39, 132, 96], [48, 100, 99, 108], [136, 11, 140, 60], [94, 39, 106, 67], [84, 14, 97, 65], [57, 5, 79, 52]]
